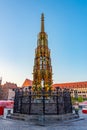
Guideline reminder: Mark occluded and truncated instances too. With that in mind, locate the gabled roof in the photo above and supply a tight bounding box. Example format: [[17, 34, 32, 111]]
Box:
[[22, 79, 32, 87]]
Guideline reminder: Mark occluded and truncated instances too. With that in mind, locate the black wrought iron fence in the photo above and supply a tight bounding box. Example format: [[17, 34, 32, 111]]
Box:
[[14, 87, 72, 115]]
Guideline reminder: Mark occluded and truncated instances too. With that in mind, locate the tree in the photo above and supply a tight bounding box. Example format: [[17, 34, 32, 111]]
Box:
[[78, 96, 83, 102]]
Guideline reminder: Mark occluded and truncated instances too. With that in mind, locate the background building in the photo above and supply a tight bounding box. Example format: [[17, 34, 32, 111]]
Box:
[[53, 81, 87, 98], [22, 78, 32, 91], [21, 78, 87, 98], [1, 82, 17, 100]]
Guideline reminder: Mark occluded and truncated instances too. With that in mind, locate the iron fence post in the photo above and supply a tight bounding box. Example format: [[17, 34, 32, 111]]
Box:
[[20, 89, 23, 114], [56, 87, 59, 115], [42, 87, 45, 115], [28, 86, 31, 115]]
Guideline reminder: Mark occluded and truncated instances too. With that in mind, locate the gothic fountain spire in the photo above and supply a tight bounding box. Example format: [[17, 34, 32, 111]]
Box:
[[33, 13, 52, 92], [41, 13, 45, 32]]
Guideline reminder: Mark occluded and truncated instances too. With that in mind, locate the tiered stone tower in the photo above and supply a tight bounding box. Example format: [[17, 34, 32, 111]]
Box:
[[32, 13, 53, 92]]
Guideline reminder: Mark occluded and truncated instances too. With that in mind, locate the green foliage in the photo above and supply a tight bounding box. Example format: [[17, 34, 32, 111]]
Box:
[[78, 96, 83, 102], [71, 96, 83, 104], [71, 97, 77, 104]]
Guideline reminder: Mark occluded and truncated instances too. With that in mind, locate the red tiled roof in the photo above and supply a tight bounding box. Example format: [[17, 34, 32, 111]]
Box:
[[52, 81, 87, 89], [22, 79, 32, 87]]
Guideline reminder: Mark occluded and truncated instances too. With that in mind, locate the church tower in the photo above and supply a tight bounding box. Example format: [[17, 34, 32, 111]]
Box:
[[32, 13, 53, 92]]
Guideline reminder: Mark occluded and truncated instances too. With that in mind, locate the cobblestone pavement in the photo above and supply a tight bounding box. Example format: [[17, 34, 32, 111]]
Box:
[[0, 111, 87, 130]]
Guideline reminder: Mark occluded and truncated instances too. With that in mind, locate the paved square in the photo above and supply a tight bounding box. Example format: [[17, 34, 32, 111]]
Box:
[[0, 111, 87, 130]]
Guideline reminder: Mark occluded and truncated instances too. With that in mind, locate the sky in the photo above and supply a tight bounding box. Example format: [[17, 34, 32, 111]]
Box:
[[0, 0, 87, 86]]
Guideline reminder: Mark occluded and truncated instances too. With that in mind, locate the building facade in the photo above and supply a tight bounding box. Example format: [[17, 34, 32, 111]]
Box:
[[1, 82, 17, 100], [21, 78, 87, 98], [53, 81, 87, 98]]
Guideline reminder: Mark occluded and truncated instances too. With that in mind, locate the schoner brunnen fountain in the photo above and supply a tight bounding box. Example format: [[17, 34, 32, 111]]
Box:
[[13, 14, 75, 125]]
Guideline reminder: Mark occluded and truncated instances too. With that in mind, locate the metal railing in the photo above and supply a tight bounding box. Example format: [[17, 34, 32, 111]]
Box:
[[14, 87, 72, 115]]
